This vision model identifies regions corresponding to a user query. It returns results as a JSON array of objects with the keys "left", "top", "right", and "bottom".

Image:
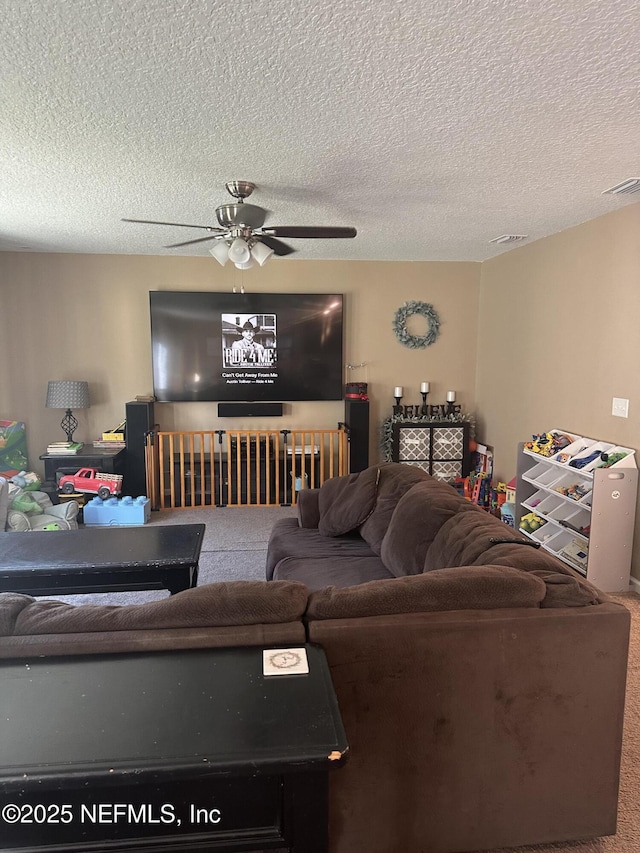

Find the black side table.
[
  {"left": 0, "top": 644, "right": 348, "bottom": 853},
  {"left": 39, "top": 445, "right": 126, "bottom": 484}
]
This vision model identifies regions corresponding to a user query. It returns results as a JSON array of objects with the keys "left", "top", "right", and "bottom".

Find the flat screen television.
[{"left": 149, "top": 291, "right": 344, "bottom": 402}]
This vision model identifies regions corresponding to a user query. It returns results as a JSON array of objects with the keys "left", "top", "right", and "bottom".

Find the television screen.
[{"left": 150, "top": 291, "right": 344, "bottom": 402}]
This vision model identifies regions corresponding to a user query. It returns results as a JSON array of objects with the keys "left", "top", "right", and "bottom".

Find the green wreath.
[{"left": 392, "top": 301, "right": 440, "bottom": 349}]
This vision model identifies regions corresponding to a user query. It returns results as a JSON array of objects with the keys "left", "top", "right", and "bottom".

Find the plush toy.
[
  {"left": 9, "top": 470, "right": 42, "bottom": 491},
  {"left": 8, "top": 484, "right": 44, "bottom": 514}
]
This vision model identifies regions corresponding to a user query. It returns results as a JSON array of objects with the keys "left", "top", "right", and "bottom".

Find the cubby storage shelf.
[{"left": 516, "top": 432, "right": 638, "bottom": 591}]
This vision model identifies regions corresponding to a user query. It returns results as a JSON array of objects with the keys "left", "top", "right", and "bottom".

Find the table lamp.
[{"left": 46, "top": 380, "right": 90, "bottom": 442}]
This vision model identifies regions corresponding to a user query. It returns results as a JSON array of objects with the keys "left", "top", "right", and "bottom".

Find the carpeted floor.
[
  {"left": 41, "top": 505, "right": 297, "bottom": 607},
  {"left": 37, "top": 509, "right": 640, "bottom": 852}
]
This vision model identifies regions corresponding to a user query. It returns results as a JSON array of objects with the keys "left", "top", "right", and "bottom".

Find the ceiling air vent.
[
  {"left": 602, "top": 178, "right": 640, "bottom": 196},
  {"left": 489, "top": 234, "right": 528, "bottom": 245}
]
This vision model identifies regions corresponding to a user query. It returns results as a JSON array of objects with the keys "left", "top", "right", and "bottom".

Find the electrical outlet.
[{"left": 612, "top": 397, "right": 629, "bottom": 418}]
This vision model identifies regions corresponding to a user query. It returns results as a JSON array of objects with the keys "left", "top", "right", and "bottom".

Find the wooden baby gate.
[{"left": 145, "top": 428, "right": 349, "bottom": 510}]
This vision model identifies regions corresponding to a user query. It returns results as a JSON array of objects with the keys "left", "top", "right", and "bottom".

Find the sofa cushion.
[
  {"left": 0, "top": 592, "right": 32, "bottom": 636},
  {"left": 471, "top": 545, "right": 601, "bottom": 607},
  {"left": 423, "top": 511, "right": 601, "bottom": 608},
  {"left": 2, "top": 581, "right": 308, "bottom": 637},
  {"left": 380, "top": 480, "right": 480, "bottom": 577},
  {"left": 305, "top": 565, "right": 546, "bottom": 620},
  {"left": 273, "top": 555, "right": 394, "bottom": 591},
  {"left": 359, "top": 462, "right": 432, "bottom": 554},
  {"left": 318, "top": 466, "right": 381, "bottom": 537},
  {"left": 266, "top": 517, "right": 375, "bottom": 580},
  {"left": 296, "top": 488, "right": 321, "bottom": 528},
  {"left": 424, "top": 510, "right": 524, "bottom": 571}
]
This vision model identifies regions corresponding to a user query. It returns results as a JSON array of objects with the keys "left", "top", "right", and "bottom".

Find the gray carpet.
[{"left": 38, "top": 505, "right": 297, "bottom": 607}]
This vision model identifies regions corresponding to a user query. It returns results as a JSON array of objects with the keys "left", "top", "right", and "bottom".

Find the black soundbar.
[{"left": 218, "top": 402, "right": 284, "bottom": 418}]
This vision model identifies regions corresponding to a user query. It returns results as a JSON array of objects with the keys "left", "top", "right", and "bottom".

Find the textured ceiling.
[{"left": 1, "top": 0, "right": 639, "bottom": 262}]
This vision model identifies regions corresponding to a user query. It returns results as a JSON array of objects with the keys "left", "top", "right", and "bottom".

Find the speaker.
[
  {"left": 218, "top": 402, "right": 284, "bottom": 418},
  {"left": 344, "top": 399, "right": 370, "bottom": 472},
  {"left": 125, "top": 401, "right": 156, "bottom": 497}
]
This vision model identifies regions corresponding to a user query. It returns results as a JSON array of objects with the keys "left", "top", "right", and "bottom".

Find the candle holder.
[
  {"left": 420, "top": 391, "right": 429, "bottom": 414},
  {"left": 402, "top": 404, "right": 421, "bottom": 418}
]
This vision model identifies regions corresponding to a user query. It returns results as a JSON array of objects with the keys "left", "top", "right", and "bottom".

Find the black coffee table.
[
  {"left": 0, "top": 524, "right": 205, "bottom": 596},
  {"left": 0, "top": 644, "right": 348, "bottom": 852}
]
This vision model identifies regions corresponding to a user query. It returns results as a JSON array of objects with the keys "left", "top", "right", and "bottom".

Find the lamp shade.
[
  {"left": 209, "top": 242, "right": 230, "bottom": 266},
  {"left": 46, "top": 380, "right": 90, "bottom": 410},
  {"left": 251, "top": 240, "right": 274, "bottom": 266},
  {"left": 228, "top": 237, "right": 251, "bottom": 264}
]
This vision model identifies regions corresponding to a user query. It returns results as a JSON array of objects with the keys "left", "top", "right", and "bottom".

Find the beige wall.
[
  {"left": 477, "top": 200, "right": 640, "bottom": 579},
  {"left": 4, "top": 202, "right": 638, "bottom": 577},
  {"left": 0, "top": 253, "right": 480, "bottom": 478}
]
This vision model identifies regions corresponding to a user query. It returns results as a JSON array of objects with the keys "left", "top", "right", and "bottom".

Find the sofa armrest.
[
  {"left": 297, "top": 489, "right": 321, "bottom": 528},
  {"left": 6, "top": 509, "right": 31, "bottom": 532},
  {"left": 48, "top": 501, "right": 79, "bottom": 525}
]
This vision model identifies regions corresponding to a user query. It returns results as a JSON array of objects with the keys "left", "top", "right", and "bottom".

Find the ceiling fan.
[{"left": 122, "top": 181, "right": 357, "bottom": 268}]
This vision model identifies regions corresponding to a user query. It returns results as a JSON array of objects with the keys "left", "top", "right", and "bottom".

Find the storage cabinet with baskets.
[
  {"left": 515, "top": 430, "right": 638, "bottom": 591},
  {"left": 392, "top": 421, "right": 471, "bottom": 482}
]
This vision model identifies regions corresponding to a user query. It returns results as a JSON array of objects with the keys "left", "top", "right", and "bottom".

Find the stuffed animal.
[
  {"left": 9, "top": 470, "right": 41, "bottom": 491},
  {"left": 8, "top": 484, "right": 44, "bottom": 514}
]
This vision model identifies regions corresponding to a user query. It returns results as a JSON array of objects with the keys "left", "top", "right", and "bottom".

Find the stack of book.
[
  {"left": 46, "top": 441, "right": 83, "bottom": 455},
  {"left": 93, "top": 419, "right": 126, "bottom": 449},
  {"left": 92, "top": 438, "right": 126, "bottom": 448}
]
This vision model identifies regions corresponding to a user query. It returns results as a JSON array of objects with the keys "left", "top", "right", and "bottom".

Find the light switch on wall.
[{"left": 612, "top": 397, "right": 629, "bottom": 418}]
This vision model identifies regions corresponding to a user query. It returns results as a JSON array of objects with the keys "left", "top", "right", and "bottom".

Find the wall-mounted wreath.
[{"left": 392, "top": 301, "right": 440, "bottom": 349}]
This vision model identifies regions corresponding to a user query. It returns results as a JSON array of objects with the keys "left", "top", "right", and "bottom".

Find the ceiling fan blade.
[
  {"left": 165, "top": 234, "right": 225, "bottom": 249},
  {"left": 122, "top": 217, "right": 222, "bottom": 231},
  {"left": 261, "top": 226, "right": 357, "bottom": 239},
  {"left": 258, "top": 235, "right": 296, "bottom": 256}
]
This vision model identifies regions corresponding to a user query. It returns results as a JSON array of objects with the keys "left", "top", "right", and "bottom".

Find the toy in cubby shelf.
[
  {"left": 496, "top": 477, "right": 518, "bottom": 527},
  {"left": 519, "top": 511, "right": 547, "bottom": 536},
  {"left": 492, "top": 481, "right": 507, "bottom": 515},
  {"left": 454, "top": 442, "right": 494, "bottom": 511},
  {"left": 523, "top": 431, "right": 575, "bottom": 458}
]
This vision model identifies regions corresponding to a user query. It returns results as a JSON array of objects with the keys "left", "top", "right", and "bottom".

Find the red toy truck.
[{"left": 58, "top": 468, "right": 123, "bottom": 500}]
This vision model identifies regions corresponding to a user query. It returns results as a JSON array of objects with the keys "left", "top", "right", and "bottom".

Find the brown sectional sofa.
[
  {"left": 269, "top": 463, "right": 630, "bottom": 853},
  {"left": 0, "top": 580, "right": 308, "bottom": 657},
  {"left": 0, "top": 462, "right": 631, "bottom": 853}
]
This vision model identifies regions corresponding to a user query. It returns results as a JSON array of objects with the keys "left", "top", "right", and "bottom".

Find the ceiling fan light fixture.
[
  {"left": 234, "top": 258, "right": 254, "bottom": 270},
  {"left": 209, "top": 242, "right": 230, "bottom": 266},
  {"left": 124, "top": 181, "right": 356, "bottom": 261},
  {"left": 228, "top": 237, "right": 251, "bottom": 264},
  {"left": 251, "top": 241, "right": 274, "bottom": 266}
]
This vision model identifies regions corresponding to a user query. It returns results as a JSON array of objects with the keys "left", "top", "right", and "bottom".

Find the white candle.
[
  {"left": 420, "top": 382, "right": 430, "bottom": 393},
  {"left": 394, "top": 386, "right": 403, "bottom": 398},
  {"left": 446, "top": 390, "right": 456, "bottom": 402}
]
